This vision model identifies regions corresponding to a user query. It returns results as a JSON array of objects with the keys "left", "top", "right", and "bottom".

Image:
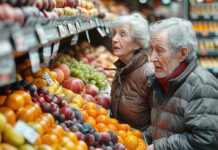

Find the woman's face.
[{"left": 112, "top": 24, "right": 140, "bottom": 63}]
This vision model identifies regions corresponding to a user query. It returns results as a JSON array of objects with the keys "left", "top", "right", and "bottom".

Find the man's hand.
[{"left": 146, "top": 144, "right": 154, "bottom": 150}]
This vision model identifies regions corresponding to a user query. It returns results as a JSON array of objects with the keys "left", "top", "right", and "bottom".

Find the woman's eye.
[{"left": 120, "top": 32, "right": 125, "bottom": 37}]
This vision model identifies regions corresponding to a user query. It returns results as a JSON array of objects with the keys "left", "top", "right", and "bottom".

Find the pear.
[
  {"left": 19, "top": 144, "right": 36, "bottom": 150},
  {"left": 36, "top": 144, "right": 53, "bottom": 150},
  {"left": 0, "top": 143, "right": 18, "bottom": 150},
  {"left": 3, "top": 124, "right": 25, "bottom": 147},
  {"left": 0, "top": 113, "right": 7, "bottom": 133}
]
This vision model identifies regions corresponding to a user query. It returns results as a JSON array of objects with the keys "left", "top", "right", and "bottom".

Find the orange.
[
  {"left": 34, "top": 137, "right": 42, "bottom": 146},
  {"left": 82, "top": 102, "right": 97, "bottom": 110},
  {"left": 0, "top": 107, "right": 16, "bottom": 126},
  {"left": 77, "top": 140, "right": 88, "bottom": 150},
  {"left": 96, "top": 115, "right": 107, "bottom": 124},
  {"left": 41, "top": 113, "right": 55, "bottom": 127},
  {"left": 97, "top": 108, "right": 108, "bottom": 116},
  {"left": 101, "top": 127, "right": 110, "bottom": 132},
  {"left": 0, "top": 95, "right": 7, "bottom": 105},
  {"left": 81, "top": 111, "right": 89, "bottom": 121},
  {"left": 86, "top": 117, "right": 96, "bottom": 128},
  {"left": 136, "top": 139, "right": 147, "bottom": 150},
  {"left": 132, "top": 129, "right": 143, "bottom": 138},
  {"left": 5, "top": 92, "right": 25, "bottom": 111},
  {"left": 125, "top": 124, "right": 131, "bottom": 131},
  {"left": 117, "top": 124, "right": 127, "bottom": 132},
  {"left": 49, "top": 71, "right": 58, "bottom": 80},
  {"left": 110, "top": 118, "right": 119, "bottom": 127},
  {"left": 86, "top": 109, "right": 97, "bottom": 118},
  {"left": 107, "top": 124, "right": 117, "bottom": 132},
  {"left": 124, "top": 135, "right": 138, "bottom": 150},
  {"left": 64, "top": 132, "right": 78, "bottom": 144},
  {"left": 65, "top": 142, "right": 77, "bottom": 149},
  {"left": 37, "top": 119, "right": 49, "bottom": 133},
  {"left": 116, "top": 130, "right": 127, "bottom": 140},
  {"left": 14, "top": 90, "right": 32, "bottom": 106},
  {"left": 24, "top": 75, "right": 34, "bottom": 83},
  {"left": 48, "top": 128, "right": 63, "bottom": 141},
  {"left": 42, "top": 133, "right": 59, "bottom": 145},
  {"left": 52, "top": 125, "right": 64, "bottom": 136},
  {"left": 95, "top": 123, "right": 106, "bottom": 132}
]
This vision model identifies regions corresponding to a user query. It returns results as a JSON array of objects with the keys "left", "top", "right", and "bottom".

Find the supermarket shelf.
[
  {"left": 0, "top": 15, "right": 111, "bottom": 58},
  {"left": 190, "top": 14, "right": 218, "bottom": 21},
  {"left": 196, "top": 32, "right": 218, "bottom": 38},
  {"left": 207, "top": 67, "right": 218, "bottom": 75},
  {"left": 196, "top": 50, "right": 218, "bottom": 56}
]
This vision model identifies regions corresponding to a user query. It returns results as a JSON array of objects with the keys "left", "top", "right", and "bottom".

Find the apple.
[
  {"left": 85, "top": 84, "right": 98, "bottom": 97},
  {"left": 74, "top": 0, "right": 79, "bottom": 8},
  {"left": 34, "top": 0, "right": 43, "bottom": 10},
  {"left": 62, "top": 0, "right": 67, "bottom": 7},
  {"left": 50, "top": 102, "right": 59, "bottom": 111},
  {"left": 67, "top": 0, "right": 74, "bottom": 7},
  {"left": 60, "top": 107, "right": 73, "bottom": 120},
  {"left": 85, "top": 134, "right": 95, "bottom": 146},
  {"left": 41, "top": 102, "right": 52, "bottom": 113},
  {"left": 36, "top": 96, "right": 45, "bottom": 104},
  {"left": 62, "top": 77, "right": 85, "bottom": 94},
  {"left": 37, "top": 87, "right": 49, "bottom": 95},
  {"left": 100, "top": 132, "right": 111, "bottom": 143},
  {"left": 95, "top": 94, "right": 111, "bottom": 109},
  {"left": 44, "top": 94, "right": 53, "bottom": 103},
  {"left": 113, "top": 143, "right": 126, "bottom": 150},
  {"left": 75, "top": 131, "right": 85, "bottom": 141},
  {"left": 47, "top": 0, "right": 56, "bottom": 11},
  {"left": 82, "top": 94, "right": 95, "bottom": 103},
  {"left": 42, "top": 0, "right": 49, "bottom": 10}
]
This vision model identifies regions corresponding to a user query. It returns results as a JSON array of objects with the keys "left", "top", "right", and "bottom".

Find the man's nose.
[
  {"left": 150, "top": 50, "right": 158, "bottom": 62},
  {"left": 112, "top": 34, "right": 119, "bottom": 42}
]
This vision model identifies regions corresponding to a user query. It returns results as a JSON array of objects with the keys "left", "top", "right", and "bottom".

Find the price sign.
[
  {"left": 86, "top": 30, "right": 90, "bottom": 43},
  {"left": 97, "top": 27, "right": 106, "bottom": 37},
  {"left": 68, "top": 23, "right": 74, "bottom": 34},
  {"left": 76, "top": 22, "right": 81, "bottom": 32},
  {"left": 58, "top": 25, "right": 65, "bottom": 37},
  {"left": 12, "top": 31, "right": 27, "bottom": 52},
  {"left": 43, "top": 72, "right": 54, "bottom": 86},
  {"left": 36, "top": 27, "right": 48, "bottom": 44},
  {"left": 95, "top": 18, "right": 100, "bottom": 26},
  {"left": 52, "top": 41, "right": 60, "bottom": 59},
  {"left": 71, "top": 34, "right": 78, "bottom": 46},
  {"left": 29, "top": 49, "right": 41, "bottom": 73},
  {"left": 14, "top": 120, "right": 39, "bottom": 144},
  {"left": 203, "top": 14, "right": 210, "bottom": 19},
  {"left": 0, "top": 40, "right": 12, "bottom": 56},
  {"left": 0, "top": 55, "right": 16, "bottom": 87},
  {"left": 43, "top": 45, "right": 51, "bottom": 66}
]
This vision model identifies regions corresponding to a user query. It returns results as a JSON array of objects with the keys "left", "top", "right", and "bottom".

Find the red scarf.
[{"left": 157, "top": 62, "right": 188, "bottom": 92}]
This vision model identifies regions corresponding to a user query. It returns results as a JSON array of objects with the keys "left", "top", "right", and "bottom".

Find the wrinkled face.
[
  {"left": 150, "top": 30, "right": 180, "bottom": 78},
  {"left": 112, "top": 24, "right": 140, "bottom": 62}
]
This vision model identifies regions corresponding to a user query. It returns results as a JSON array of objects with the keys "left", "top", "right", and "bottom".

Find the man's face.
[
  {"left": 150, "top": 30, "right": 180, "bottom": 78},
  {"left": 112, "top": 24, "right": 139, "bottom": 62}
]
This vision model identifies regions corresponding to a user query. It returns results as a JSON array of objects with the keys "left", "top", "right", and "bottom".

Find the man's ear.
[{"left": 177, "top": 47, "right": 189, "bottom": 62}]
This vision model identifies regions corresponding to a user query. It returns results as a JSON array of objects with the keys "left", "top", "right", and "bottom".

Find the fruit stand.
[{"left": 0, "top": 0, "right": 147, "bottom": 150}]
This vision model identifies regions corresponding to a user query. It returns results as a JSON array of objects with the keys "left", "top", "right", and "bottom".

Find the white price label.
[
  {"left": 76, "top": 22, "right": 81, "bottom": 32},
  {"left": 36, "top": 28, "right": 48, "bottom": 44},
  {"left": 0, "top": 40, "right": 12, "bottom": 56},
  {"left": 29, "top": 49, "right": 41, "bottom": 73},
  {"left": 43, "top": 45, "right": 51, "bottom": 66},
  {"left": 90, "top": 20, "right": 95, "bottom": 28},
  {"left": 43, "top": 72, "right": 54, "bottom": 86},
  {"left": 68, "top": 23, "right": 74, "bottom": 34},
  {"left": 97, "top": 27, "right": 106, "bottom": 37},
  {"left": 58, "top": 25, "right": 65, "bottom": 37},
  {"left": 95, "top": 18, "right": 100, "bottom": 26},
  {"left": 13, "top": 31, "right": 26, "bottom": 52},
  {"left": 71, "top": 34, "right": 78, "bottom": 46},
  {"left": 14, "top": 120, "right": 39, "bottom": 144},
  {"left": 86, "top": 30, "right": 90, "bottom": 43},
  {"left": 52, "top": 41, "right": 60, "bottom": 59},
  {"left": 203, "top": 14, "right": 210, "bottom": 19},
  {"left": 106, "top": 27, "right": 110, "bottom": 34}
]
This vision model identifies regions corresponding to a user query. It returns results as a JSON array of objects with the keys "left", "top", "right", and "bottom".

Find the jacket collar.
[
  {"left": 149, "top": 57, "right": 199, "bottom": 103},
  {"left": 114, "top": 49, "right": 149, "bottom": 75}
]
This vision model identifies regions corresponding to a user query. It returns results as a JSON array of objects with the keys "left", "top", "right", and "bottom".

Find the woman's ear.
[{"left": 177, "top": 47, "right": 189, "bottom": 62}]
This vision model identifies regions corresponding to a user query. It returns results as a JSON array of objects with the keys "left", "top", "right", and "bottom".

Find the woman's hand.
[{"left": 146, "top": 144, "right": 154, "bottom": 150}]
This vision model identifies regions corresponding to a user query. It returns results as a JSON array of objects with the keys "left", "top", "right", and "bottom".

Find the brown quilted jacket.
[{"left": 110, "top": 49, "right": 154, "bottom": 131}]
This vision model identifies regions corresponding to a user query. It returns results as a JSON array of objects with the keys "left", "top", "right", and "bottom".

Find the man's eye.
[{"left": 120, "top": 33, "right": 125, "bottom": 37}]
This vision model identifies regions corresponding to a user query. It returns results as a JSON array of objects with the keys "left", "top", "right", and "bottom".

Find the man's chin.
[{"left": 155, "top": 72, "right": 168, "bottom": 79}]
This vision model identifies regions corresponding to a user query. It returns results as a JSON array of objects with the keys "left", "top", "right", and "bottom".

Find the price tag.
[
  {"left": 43, "top": 45, "right": 51, "bottom": 66},
  {"left": 0, "top": 55, "right": 16, "bottom": 87},
  {"left": 76, "top": 22, "right": 81, "bottom": 32},
  {"left": 43, "top": 72, "right": 54, "bottom": 86},
  {"left": 97, "top": 27, "right": 106, "bottom": 37},
  {"left": 191, "top": 14, "right": 198, "bottom": 19},
  {"left": 106, "top": 27, "right": 110, "bottom": 34},
  {"left": 203, "top": 14, "right": 210, "bottom": 19},
  {"left": 95, "top": 18, "right": 100, "bottom": 26},
  {"left": 68, "top": 23, "right": 74, "bottom": 34},
  {"left": 52, "top": 41, "right": 60, "bottom": 59},
  {"left": 36, "top": 27, "right": 48, "bottom": 44},
  {"left": 86, "top": 30, "right": 90, "bottom": 43},
  {"left": 90, "top": 20, "right": 95, "bottom": 28},
  {"left": 29, "top": 49, "right": 41, "bottom": 73},
  {"left": 0, "top": 40, "right": 12, "bottom": 56},
  {"left": 201, "top": 31, "right": 208, "bottom": 37},
  {"left": 71, "top": 34, "right": 78, "bottom": 46},
  {"left": 58, "top": 25, "right": 65, "bottom": 37},
  {"left": 12, "top": 31, "right": 27, "bottom": 52},
  {"left": 14, "top": 120, "right": 39, "bottom": 144}
]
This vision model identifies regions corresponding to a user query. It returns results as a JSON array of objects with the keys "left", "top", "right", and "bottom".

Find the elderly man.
[{"left": 145, "top": 17, "right": 218, "bottom": 150}]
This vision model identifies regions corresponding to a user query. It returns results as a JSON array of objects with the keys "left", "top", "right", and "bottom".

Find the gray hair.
[
  {"left": 150, "top": 17, "right": 197, "bottom": 62},
  {"left": 110, "top": 13, "right": 150, "bottom": 50}
]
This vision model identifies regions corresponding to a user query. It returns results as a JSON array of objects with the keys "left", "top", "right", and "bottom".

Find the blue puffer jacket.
[{"left": 144, "top": 58, "right": 218, "bottom": 150}]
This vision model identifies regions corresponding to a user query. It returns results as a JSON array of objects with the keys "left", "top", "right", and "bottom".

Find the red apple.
[
  {"left": 60, "top": 107, "right": 73, "bottom": 120},
  {"left": 57, "top": 64, "right": 70, "bottom": 80},
  {"left": 67, "top": 0, "right": 74, "bottom": 7},
  {"left": 82, "top": 94, "right": 95, "bottom": 103},
  {"left": 95, "top": 94, "right": 111, "bottom": 109},
  {"left": 62, "top": 0, "right": 67, "bottom": 7},
  {"left": 85, "top": 84, "right": 98, "bottom": 97},
  {"left": 47, "top": 0, "right": 56, "bottom": 11},
  {"left": 51, "top": 102, "right": 59, "bottom": 111},
  {"left": 62, "top": 77, "right": 85, "bottom": 94},
  {"left": 42, "top": 0, "right": 49, "bottom": 10}
]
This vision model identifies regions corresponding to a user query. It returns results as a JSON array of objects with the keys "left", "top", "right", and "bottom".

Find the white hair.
[
  {"left": 110, "top": 13, "right": 150, "bottom": 50},
  {"left": 150, "top": 17, "right": 198, "bottom": 62}
]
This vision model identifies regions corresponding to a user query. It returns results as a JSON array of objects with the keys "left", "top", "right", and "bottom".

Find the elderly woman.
[
  {"left": 110, "top": 13, "right": 154, "bottom": 131},
  {"left": 145, "top": 17, "right": 218, "bottom": 150}
]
